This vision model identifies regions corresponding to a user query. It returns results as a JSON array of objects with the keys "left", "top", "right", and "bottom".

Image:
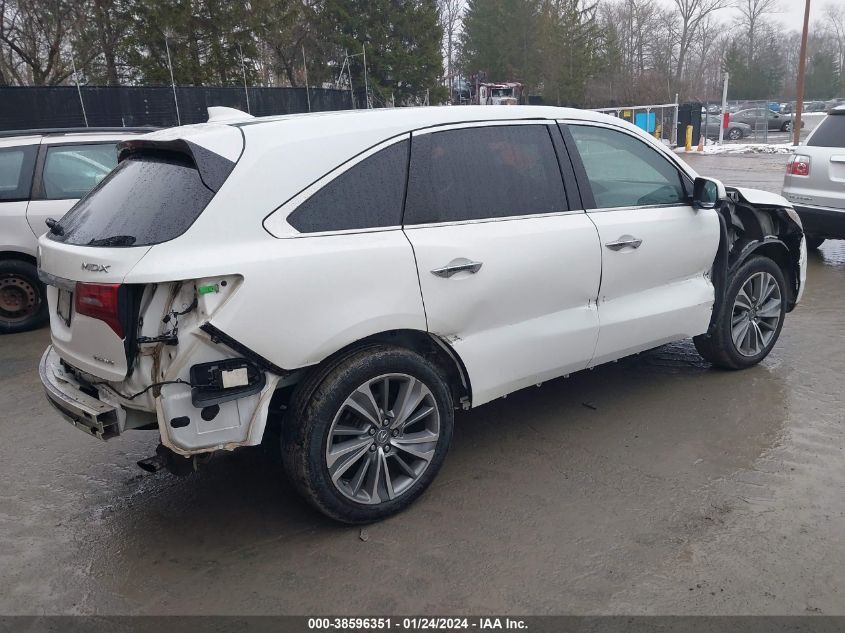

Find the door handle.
[
  {"left": 605, "top": 235, "right": 643, "bottom": 251},
  {"left": 431, "top": 259, "right": 483, "bottom": 278}
]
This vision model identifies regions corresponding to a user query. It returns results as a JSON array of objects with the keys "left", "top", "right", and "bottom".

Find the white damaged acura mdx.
[{"left": 37, "top": 106, "right": 807, "bottom": 522}]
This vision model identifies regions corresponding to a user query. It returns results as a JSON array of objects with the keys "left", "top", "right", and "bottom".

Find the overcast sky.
[
  {"left": 655, "top": 0, "right": 826, "bottom": 35},
  {"left": 763, "top": 0, "right": 821, "bottom": 29}
]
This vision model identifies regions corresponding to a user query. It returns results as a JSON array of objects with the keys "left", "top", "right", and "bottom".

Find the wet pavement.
[
  {"left": 1, "top": 154, "right": 844, "bottom": 615},
  {"left": 679, "top": 152, "right": 791, "bottom": 194}
]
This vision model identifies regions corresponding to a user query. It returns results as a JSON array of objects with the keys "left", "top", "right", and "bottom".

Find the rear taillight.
[
  {"left": 75, "top": 283, "right": 124, "bottom": 338},
  {"left": 787, "top": 154, "right": 810, "bottom": 176}
]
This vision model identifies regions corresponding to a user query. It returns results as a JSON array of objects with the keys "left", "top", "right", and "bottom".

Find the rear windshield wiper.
[
  {"left": 45, "top": 218, "right": 64, "bottom": 236},
  {"left": 86, "top": 235, "right": 137, "bottom": 247}
]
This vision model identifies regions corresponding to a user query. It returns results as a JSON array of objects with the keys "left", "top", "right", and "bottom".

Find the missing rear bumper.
[{"left": 39, "top": 346, "right": 120, "bottom": 440}]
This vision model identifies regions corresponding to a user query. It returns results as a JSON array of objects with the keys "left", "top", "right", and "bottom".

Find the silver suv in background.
[
  {"left": 782, "top": 105, "right": 845, "bottom": 249},
  {"left": 0, "top": 128, "right": 152, "bottom": 333}
]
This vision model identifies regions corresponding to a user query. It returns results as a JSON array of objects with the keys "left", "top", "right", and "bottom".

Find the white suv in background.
[
  {"left": 782, "top": 104, "right": 845, "bottom": 249},
  {"left": 0, "top": 128, "right": 152, "bottom": 333},
  {"left": 37, "top": 107, "right": 806, "bottom": 523}
]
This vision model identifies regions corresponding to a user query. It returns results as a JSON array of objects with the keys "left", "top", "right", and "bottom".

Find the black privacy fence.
[{"left": 0, "top": 85, "right": 356, "bottom": 131}]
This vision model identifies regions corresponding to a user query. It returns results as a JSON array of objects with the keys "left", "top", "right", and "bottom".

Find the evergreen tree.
[
  {"left": 122, "top": 0, "right": 255, "bottom": 86},
  {"left": 459, "top": 0, "right": 540, "bottom": 85},
  {"left": 316, "top": 0, "right": 445, "bottom": 104},
  {"left": 805, "top": 51, "right": 840, "bottom": 100}
]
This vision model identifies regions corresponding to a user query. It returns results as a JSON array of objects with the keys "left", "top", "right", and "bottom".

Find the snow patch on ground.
[{"left": 675, "top": 143, "right": 795, "bottom": 155}]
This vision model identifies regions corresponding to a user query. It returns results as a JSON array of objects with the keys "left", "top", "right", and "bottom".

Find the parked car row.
[
  {"left": 29, "top": 106, "right": 807, "bottom": 522},
  {"left": 780, "top": 99, "right": 845, "bottom": 114}
]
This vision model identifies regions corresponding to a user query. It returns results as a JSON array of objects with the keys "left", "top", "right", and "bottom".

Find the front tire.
[
  {"left": 781, "top": 121, "right": 792, "bottom": 132},
  {"left": 694, "top": 256, "right": 786, "bottom": 369},
  {"left": 728, "top": 127, "right": 743, "bottom": 140},
  {"left": 0, "top": 259, "right": 48, "bottom": 334},
  {"left": 282, "top": 345, "right": 454, "bottom": 523}
]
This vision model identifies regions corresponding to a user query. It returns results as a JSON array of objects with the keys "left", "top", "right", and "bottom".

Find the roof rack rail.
[{"left": 0, "top": 126, "right": 158, "bottom": 138}]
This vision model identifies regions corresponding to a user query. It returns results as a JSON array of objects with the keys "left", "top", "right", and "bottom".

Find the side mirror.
[{"left": 692, "top": 177, "right": 726, "bottom": 210}]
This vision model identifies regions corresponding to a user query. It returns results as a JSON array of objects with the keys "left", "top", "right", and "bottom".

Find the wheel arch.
[
  {"left": 271, "top": 329, "right": 472, "bottom": 414},
  {"left": 733, "top": 239, "right": 798, "bottom": 306},
  {"left": 0, "top": 250, "right": 37, "bottom": 266}
]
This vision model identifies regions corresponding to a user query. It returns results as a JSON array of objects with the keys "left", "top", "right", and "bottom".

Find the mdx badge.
[{"left": 81, "top": 263, "right": 110, "bottom": 273}]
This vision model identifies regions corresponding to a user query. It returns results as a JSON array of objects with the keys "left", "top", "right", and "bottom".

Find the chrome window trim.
[
  {"left": 411, "top": 119, "right": 557, "bottom": 137},
  {"left": 402, "top": 209, "right": 585, "bottom": 231},
  {"left": 585, "top": 203, "right": 692, "bottom": 214}
]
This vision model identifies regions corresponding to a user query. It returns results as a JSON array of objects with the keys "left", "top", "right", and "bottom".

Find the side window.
[
  {"left": 568, "top": 125, "right": 686, "bottom": 209},
  {"left": 0, "top": 145, "right": 37, "bottom": 201},
  {"left": 404, "top": 125, "right": 566, "bottom": 225},
  {"left": 287, "top": 140, "right": 408, "bottom": 233},
  {"left": 42, "top": 143, "right": 119, "bottom": 200}
]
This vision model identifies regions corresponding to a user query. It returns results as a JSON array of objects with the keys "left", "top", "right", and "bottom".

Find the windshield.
[{"left": 49, "top": 153, "right": 215, "bottom": 248}]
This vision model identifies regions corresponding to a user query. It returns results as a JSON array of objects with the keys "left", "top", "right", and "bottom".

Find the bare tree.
[
  {"left": 736, "top": 0, "right": 779, "bottom": 61},
  {"left": 0, "top": 0, "right": 76, "bottom": 85},
  {"left": 672, "top": 0, "right": 730, "bottom": 88},
  {"left": 438, "top": 0, "right": 462, "bottom": 96},
  {"left": 823, "top": 1, "right": 845, "bottom": 80}
]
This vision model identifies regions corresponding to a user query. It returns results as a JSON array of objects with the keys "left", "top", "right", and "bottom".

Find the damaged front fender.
[{"left": 706, "top": 186, "right": 806, "bottom": 335}]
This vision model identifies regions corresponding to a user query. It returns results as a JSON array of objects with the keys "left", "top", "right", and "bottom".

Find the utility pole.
[
  {"left": 346, "top": 50, "right": 355, "bottom": 109},
  {"left": 164, "top": 34, "right": 181, "bottom": 126},
  {"left": 303, "top": 45, "right": 311, "bottom": 112},
  {"left": 362, "top": 44, "right": 369, "bottom": 109},
  {"left": 718, "top": 72, "right": 729, "bottom": 145},
  {"left": 239, "top": 44, "right": 250, "bottom": 114},
  {"left": 70, "top": 53, "right": 88, "bottom": 127},
  {"left": 794, "top": 0, "right": 811, "bottom": 146}
]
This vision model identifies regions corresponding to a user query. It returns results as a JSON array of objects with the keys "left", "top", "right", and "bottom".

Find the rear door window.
[
  {"left": 287, "top": 139, "right": 408, "bottom": 233},
  {"left": 404, "top": 124, "right": 567, "bottom": 225},
  {"left": 0, "top": 145, "right": 37, "bottom": 201},
  {"left": 42, "top": 143, "right": 118, "bottom": 199},
  {"left": 49, "top": 153, "right": 214, "bottom": 247},
  {"left": 808, "top": 115, "right": 845, "bottom": 148}
]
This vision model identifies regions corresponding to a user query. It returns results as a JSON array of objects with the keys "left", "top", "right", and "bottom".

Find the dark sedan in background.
[
  {"left": 701, "top": 115, "right": 751, "bottom": 140},
  {"left": 731, "top": 108, "right": 804, "bottom": 132}
]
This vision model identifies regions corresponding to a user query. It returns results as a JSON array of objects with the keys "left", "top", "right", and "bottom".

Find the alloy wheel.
[
  {"left": 325, "top": 373, "right": 440, "bottom": 505},
  {"left": 731, "top": 271, "right": 782, "bottom": 357}
]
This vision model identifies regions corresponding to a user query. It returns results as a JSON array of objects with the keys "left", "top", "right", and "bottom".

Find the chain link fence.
[
  {"left": 590, "top": 98, "right": 832, "bottom": 148},
  {"left": 590, "top": 102, "right": 680, "bottom": 146}
]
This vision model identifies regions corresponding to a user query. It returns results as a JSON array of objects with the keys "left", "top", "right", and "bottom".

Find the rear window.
[
  {"left": 49, "top": 154, "right": 214, "bottom": 247},
  {"left": 0, "top": 145, "right": 37, "bottom": 201},
  {"left": 807, "top": 114, "right": 845, "bottom": 148}
]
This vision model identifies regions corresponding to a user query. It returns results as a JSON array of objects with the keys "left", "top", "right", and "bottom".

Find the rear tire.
[
  {"left": 282, "top": 345, "right": 454, "bottom": 523},
  {"left": 694, "top": 256, "right": 786, "bottom": 369},
  {"left": 728, "top": 127, "right": 743, "bottom": 140},
  {"left": 0, "top": 259, "right": 48, "bottom": 334},
  {"left": 781, "top": 121, "right": 792, "bottom": 132},
  {"left": 806, "top": 236, "right": 825, "bottom": 250}
]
